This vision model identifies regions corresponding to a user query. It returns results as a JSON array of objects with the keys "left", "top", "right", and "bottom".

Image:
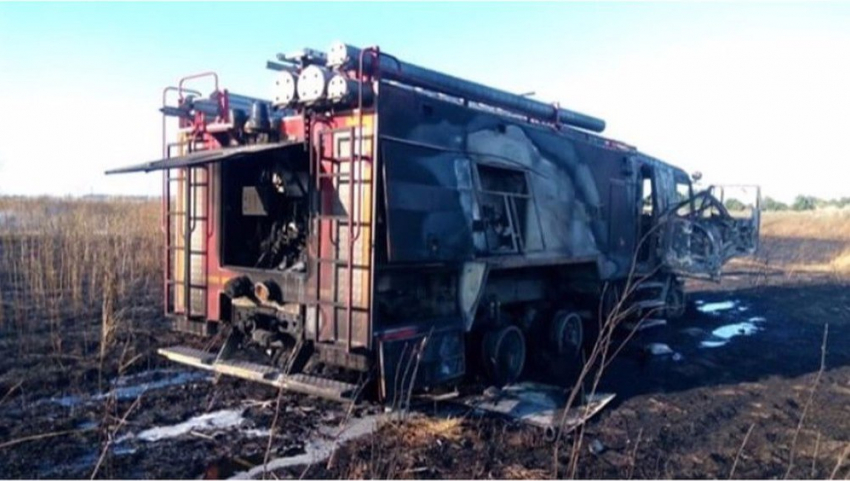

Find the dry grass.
[
  {"left": 0, "top": 195, "right": 161, "bottom": 358},
  {"left": 502, "top": 464, "right": 549, "bottom": 479},
  {"left": 0, "top": 196, "right": 164, "bottom": 478},
  {"left": 760, "top": 210, "right": 850, "bottom": 242},
  {"left": 731, "top": 210, "right": 850, "bottom": 279},
  {"left": 393, "top": 416, "right": 464, "bottom": 446},
  {"left": 828, "top": 250, "right": 850, "bottom": 272}
]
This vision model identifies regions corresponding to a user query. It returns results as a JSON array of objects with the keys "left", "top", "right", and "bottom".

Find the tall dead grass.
[
  {"left": 760, "top": 210, "right": 850, "bottom": 242},
  {"left": 733, "top": 210, "right": 850, "bottom": 280},
  {"left": 0, "top": 196, "right": 161, "bottom": 359}
]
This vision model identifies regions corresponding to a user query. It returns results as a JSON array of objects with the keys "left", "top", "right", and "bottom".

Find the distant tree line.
[{"left": 725, "top": 195, "right": 850, "bottom": 212}]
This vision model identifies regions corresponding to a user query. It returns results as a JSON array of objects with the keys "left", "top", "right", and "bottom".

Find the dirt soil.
[
  {"left": 1, "top": 222, "right": 850, "bottom": 479},
  {"left": 0, "top": 312, "right": 362, "bottom": 479}
]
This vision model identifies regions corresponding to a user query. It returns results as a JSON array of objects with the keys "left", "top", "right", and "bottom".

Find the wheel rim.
[
  {"left": 552, "top": 311, "right": 583, "bottom": 357},
  {"left": 484, "top": 325, "right": 526, "bottom": 385}
]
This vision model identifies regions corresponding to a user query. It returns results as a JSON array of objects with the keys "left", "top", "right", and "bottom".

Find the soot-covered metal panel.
[
  {"left": 381, "top": 140, "right": 475, "bottom": 262},
  {"left": 377, "top": 82, "right": 610, "bottom": 269}
]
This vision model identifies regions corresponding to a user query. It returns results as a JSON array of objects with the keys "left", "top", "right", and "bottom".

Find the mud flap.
[
  {"left": 377, "top": 327, "right": 466, "bottom": 404},
  {"left": 460, "top": 382, "right": 615, "bottom": 440}
]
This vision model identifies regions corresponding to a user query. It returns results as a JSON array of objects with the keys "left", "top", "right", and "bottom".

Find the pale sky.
[{"left": 0, "top": 2, "right": 848, "bottom": 202}]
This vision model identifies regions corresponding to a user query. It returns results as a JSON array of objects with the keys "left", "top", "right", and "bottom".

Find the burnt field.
[{"left": 0, "top": 198, "right": 849, "bottom": 479}]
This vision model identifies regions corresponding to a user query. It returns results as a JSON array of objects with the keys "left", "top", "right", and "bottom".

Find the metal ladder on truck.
[
  {"left": 162, "top": 138, "right": 210, "bottom": 335},
  {"left": 159, "top": 80, "right": 214, "bottom": 335},
  {"left": 310, "top": 125, "right": 374, "bottom": 364}
]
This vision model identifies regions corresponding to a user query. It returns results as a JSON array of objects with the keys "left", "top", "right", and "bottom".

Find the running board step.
[
  {"left": 633, "top": 300, "right": 666, "bottom": 309},
  {"left": 158, "top": 346, "right": 359, "bottom": 402},
  {"left": 622, "top": 318, "right": 668, "bottom": 332}
]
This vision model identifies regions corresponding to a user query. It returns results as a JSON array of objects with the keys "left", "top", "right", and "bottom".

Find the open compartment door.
[{"left": 105, "top": 142, "right": 299, "bottom": 175}]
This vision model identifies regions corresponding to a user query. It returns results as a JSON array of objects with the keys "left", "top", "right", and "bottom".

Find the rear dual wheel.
[
  {"left": 550, "top": 310, "right": 584, "bottom": 359},
  {"left": 480, "top": 310, "right": 584, "bottom": 386},
  {"left": 482, "top": 325, "right": 526, "bottom": 386},
  {"left": 542, "top": 310, "right": 586, "bottom": 387}
]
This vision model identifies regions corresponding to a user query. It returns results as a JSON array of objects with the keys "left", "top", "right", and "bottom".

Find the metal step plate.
[
  {"left": 460, "top": 382, "right": 615, "bottom": 440},
  {"left": 622, "top": 318, "right": 668, "bottom": 332},
  {"left": 159, "top": 345, "right": 216, "bottom": 367},
  {"left": 158, "top": 345, "right": 359, "bottom": 402},
  {"left": 634, "top": 300, "right": 666, "bottom": 309}
]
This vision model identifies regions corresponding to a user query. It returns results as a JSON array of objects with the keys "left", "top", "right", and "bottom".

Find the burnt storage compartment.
[{"left": 221, "top": 147, "right": 310, "bottom": 271}]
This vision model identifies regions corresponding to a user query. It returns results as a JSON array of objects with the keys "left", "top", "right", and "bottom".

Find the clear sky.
[{"left": 1, "top": 2, "right": 848, "bottom": 202}]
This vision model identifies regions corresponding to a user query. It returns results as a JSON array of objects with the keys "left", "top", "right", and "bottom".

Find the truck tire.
[
  {"left": 550, "top": 310, "right": 583, "bottom": 358},
  {"left": 482, "top": 325, "right": 526, "bottom": 386}
]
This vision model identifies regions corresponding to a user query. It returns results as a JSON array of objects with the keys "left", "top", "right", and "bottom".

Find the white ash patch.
[
  {"left": 697, "top": 300, "right": 738, "bottom": 314},
  {"left": 645, "top": 343, "right": 674, "bottom": 356},
  {"left": 230, "top": 415, "right": 382, "bottom": 479},
  {"left": 700, "top": 318, "right": 765, "bottom": 349},
  {"left": 136, "top": 408, "right": 246, "bottom": 442}
]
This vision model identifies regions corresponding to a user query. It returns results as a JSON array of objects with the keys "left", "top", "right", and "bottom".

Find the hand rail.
[{"left": 177, "top": 71, "right": 219, "bottom": 102}]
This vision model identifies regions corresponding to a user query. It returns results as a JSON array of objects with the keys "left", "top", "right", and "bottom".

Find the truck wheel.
[
  {"left": 482, "top": 325, "right": 526, "bottom": 386},
  {"left": 550, "top": 311, "right": 583, "bottom": 358}
]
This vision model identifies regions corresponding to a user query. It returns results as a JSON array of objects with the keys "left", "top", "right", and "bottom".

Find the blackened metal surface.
[
  {"left": 375, "top": 82, "right": 698, "bottom": 279},
  {"left": 382, "top": 141, "right": 476, "bottom": 262},
  {"left": 376, "top": 82, "right": 694, "bottom": 279}
]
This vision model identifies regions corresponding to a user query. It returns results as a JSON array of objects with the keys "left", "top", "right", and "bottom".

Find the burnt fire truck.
[{"left": 108, "top": 43, "right": 760, "bottom": 402}]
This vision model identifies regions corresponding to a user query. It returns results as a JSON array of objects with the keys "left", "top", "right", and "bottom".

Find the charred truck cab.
[{"left": 108, "top": 44, "right": 760, "bottom": 402}]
